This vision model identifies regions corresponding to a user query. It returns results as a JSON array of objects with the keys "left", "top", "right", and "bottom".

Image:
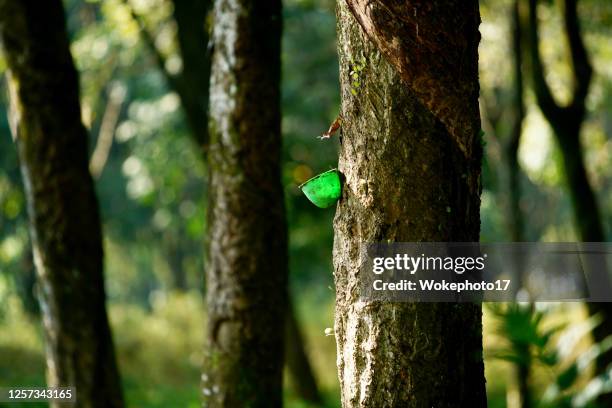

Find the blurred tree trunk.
[
  {"left": 163, "top": 231, "right": 188, "bottom": 291},
  {"left": 527, "top": 0, "right": 612, "bottom": 387},
  {"left": 509, "top": 3, "right": 530, "bottom": 407},
  {"left": 333, "top": 1, "right": 486, "bottom": 407},
  {"left": 0, "top": 1, "right": 124, "bottom": 407},
  {"left": 483, "top": 3, "right": 531, "bottom": 404},
  {"left": 202, "top": 0, "right": 287, "bottom": 406},
  {"left": 170, "top": 0, "right": 212, "bottom": 150},
  {"left": 285, "top": 297, "right": 323, "bottom": 405},
  {"left": 504, "top": 0, "right": 532, "bottom": 408},
  {"left": 507, "top": 0, "right": 526, "bottom": 248}
]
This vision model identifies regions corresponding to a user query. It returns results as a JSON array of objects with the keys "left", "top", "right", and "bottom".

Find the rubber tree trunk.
[
  {"left": 0, "top": 1, "right": 124, "bottom": 407},
  {"left": 333, "top": 1, "right": 487, "bottom": 407},
  {"left": 127, "top": 0, "right": 322, "bottom": 399},
  {"left": 202, "top": 0, "right": 287, "bottom": 406}
]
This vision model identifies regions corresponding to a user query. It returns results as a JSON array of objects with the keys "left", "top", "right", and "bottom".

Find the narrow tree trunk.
[
  {"left": 203, "top": 0, "right": 286, "bottom": 406},
  {"left": 555, "top": 122, "right": 605, "bottom": 243},
  {"left": 508, "top": 3, "right": 530, "bottom": 407},
  {"left": 128, "top": 0, "right": 322, "bottom": 396},
  {"left": 163, "top": 231, "right": 188, "bottom": 291},
  {"left": 171, "top": 0, "right": 212, "bottom": 150},
  {"left": 122, "top": 0, "right": 213, "bottom": 148},
  {"left": 333, "top": 2, "right": 486, "bottom": 407},
  {"left": 0, "top": 1, "right": 124, "bottom": 407},
  {"left": 508, "top": 0, "right": 526, "bottom": 247},
  {"left": 285, "top": 297, "right": 323, "bottom": 405}
]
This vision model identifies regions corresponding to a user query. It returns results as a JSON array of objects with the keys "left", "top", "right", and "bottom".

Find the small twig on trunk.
[{"left": 318, "top": 115, "right": 342, "bottom": 139}]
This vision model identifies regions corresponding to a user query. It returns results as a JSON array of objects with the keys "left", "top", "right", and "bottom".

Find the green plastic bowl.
[{"left": 299, "top": 169, "right": 342, "bottom": 209}]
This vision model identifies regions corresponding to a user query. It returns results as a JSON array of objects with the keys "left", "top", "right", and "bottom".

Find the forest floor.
[
  {"left": 0, "top": 290, "right": 339, "bottom": 408},
  {"left": 0, "top": 290, "right": 588, "bottom": 407}
]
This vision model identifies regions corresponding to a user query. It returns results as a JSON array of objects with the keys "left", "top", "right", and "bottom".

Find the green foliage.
[{"left": 488, "top": 304, "right": 612, "bottom": 407}]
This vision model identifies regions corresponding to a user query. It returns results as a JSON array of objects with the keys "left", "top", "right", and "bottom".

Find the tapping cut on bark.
[{"left": 344, "top": 0, "right": 481, "bottom": 158}]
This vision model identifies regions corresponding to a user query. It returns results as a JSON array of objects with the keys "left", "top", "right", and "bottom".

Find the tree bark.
[
  {"left": 333, "top": 1, "right": 486, "bottom": 407},
  {"left": 202, "top": 0, "right": 286, "bottom": 406},
  {"left": 0, "top": 1, "right": 124, "bottom": 407},
  {"left": 527, "top": 0, "right": 612, "bottom": 387}
]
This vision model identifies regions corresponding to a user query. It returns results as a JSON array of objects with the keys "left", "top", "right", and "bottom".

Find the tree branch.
[
  {"left": 508, "top": 0, "right": 525, "bottom": 157},
  {"left": 121, "top": 0, "right": 180, "bottom": 93},
  {"left": 507, "top": 0, "right": 526, "bottom": 245},
  {"left": 344, "top": 0, "right": 482, "bottom": 158},
  {"left": 171, "top": 0, "right": 212, "bottom": 149},
  {"left": 563, "top": 0, "right": 593, "bottom": 110},
  {"left": 90, "top": 82, "right": 126, "bottom": 178},
  {"left": 527, "top": 0, "right": 562, "bottom": 121},
  {"left": 122, "top": 0, "right": 211, "bottom": 150}
]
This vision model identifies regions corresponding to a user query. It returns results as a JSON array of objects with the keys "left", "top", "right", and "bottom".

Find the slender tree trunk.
[
  {"left": 164, "top": 231, "right": 188, "bottom": 291},
  {"left": 0, "top": 1, "right": 124, "bottom": 407},
  {"left": 333, "top": 1, "right": 486, "bottom": 407},
  {"left": 554, "top": 121, "right": 605, "bottom": 243},
  {"left": 171, "top": 0, "right": 212, "bottom": 150},
  {"left": 285, "top": 297, "right": 323, "bottom": 405},
  {"left": 122, "top": 0, "right": 213, "bottom": 148},
  {"left": 508, "top": 3, "right": 530, "bottom": 407},
  {"left": 508, "top": 0, "right": 526, "bottom": 247},
  {"left": 202, "top": 0, "right": 286, "bottom": 406}
]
